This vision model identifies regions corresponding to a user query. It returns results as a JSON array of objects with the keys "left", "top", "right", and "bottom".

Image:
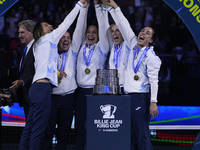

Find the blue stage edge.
[{"left": 2, "top": 103, "right": 200, "bottom": 128}]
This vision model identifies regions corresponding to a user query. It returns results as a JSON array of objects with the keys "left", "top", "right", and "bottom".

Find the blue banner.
[
  {"left": 151, "top": 106, "right": 200, "bottom": 125},
  {"left": 163, "top": 0, "right": 200, "bottom": 50},
  {"left": 2, "top": 103, "right": 200, "bottom": 127},
  {"left": 0, "top": 0, "right": 19, "bottom": 18}
]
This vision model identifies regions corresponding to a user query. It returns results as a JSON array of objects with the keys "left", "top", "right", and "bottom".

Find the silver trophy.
[{"left": 93, "top": 69, "right": 121, "bottom": 95}]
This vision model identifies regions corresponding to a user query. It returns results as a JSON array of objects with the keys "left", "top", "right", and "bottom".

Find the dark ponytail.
[{"left": 33, "top": 22, "right": 43, "bottom": 46}]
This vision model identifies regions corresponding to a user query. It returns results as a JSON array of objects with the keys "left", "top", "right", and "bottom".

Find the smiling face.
[
  {"left": 111, "top": 24, "right": 124, "bottom": 45},
  {"left": 41, "top": 22, "right": 54, "bottom": 35},
  {"left": 86, "top": 25, "right": 99, "bottom": 46},
  {"left": 58, "top": 31, "right": 71, "bottom": 51},
  {"left": 137, "top": 27, "right": 154, "bottom": 49},
  {"left": 18, "top": 25, "right": 33, "bottom": 45}
]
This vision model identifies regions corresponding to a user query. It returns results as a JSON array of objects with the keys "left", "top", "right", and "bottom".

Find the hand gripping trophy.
[{"left": 100, "top": 0, "right": 110, "bottom": 8}]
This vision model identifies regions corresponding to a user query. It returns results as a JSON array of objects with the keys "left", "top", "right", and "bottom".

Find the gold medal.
[
  {"left": 85, "top": 68, "right": 90, "bottom": 74},
  {"left": 134, "top": 75, "right": 139, "bottom": 81}
]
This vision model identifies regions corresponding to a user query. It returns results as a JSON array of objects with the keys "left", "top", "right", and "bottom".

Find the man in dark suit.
[{"left": 10, "top": 20, "right": 35, "bottom": 120}]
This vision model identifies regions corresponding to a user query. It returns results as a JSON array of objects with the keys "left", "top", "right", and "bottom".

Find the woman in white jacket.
[
  {"left": 75, "top": 0, "right": 110, "bottom": 149},
  {"left": 41, "top": 2, "right": 89, "bottom": 150},
  {"left": 107, "top": 0, "right": 161, "bottom": 149},
  {"left": 19, "top": 1, "right": 86, "bottom": 150}
]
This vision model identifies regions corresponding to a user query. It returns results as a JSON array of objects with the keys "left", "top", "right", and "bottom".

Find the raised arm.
[
  {"left": 50, "top": 1, "right": 86, "bottom": 43},
  {"left": 102, "top": 4, "right": 113, "bottom": 50},
  {"left": 107, "top": 0, "right": 137, "bottom": 49},
  {"left": 95, "top": 1, "right": 110, "bottom": 53},
  {"left": 72, "top": 1, "right": 89, "bottom": 52}
]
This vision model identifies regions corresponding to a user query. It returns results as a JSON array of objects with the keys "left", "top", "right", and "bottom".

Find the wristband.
[{"left": 151, "top": 99, "right": 157, "bottom": 103}]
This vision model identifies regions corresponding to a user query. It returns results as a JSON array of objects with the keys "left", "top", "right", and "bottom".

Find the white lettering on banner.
[
  {"left": 94, "top": 120, "right": 122, "bottom": 130},
  {"left": 103, "top": 129, "right": 118, "bottom": 132}
]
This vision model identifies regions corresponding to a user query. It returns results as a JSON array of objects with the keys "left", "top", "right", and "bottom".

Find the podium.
[{"left": 86, "top": 95, "right": 131, "bottom": 150}]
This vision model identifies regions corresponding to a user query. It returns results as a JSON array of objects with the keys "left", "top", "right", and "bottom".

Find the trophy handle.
[
  {"left": 100, "top": 105, "right": 104, "bottom": 113},
  {"left": 112, "top": 105, "right": 117, "bottom": 114}
]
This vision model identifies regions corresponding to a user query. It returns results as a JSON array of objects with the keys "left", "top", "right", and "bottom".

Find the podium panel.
[{"left": 86, "top": 95, "right": 131, "bottom": 150}]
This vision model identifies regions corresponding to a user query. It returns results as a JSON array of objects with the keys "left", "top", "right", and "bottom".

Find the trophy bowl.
[
  {"left": 93, "top": 69, "right": 121, "bottom": 95},
  {"left": 95, "top": 77, "right": 119, "bottom": 85}
]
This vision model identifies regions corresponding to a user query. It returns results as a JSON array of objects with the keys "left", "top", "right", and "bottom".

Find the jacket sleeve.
[
  {"left": 71, "top": 5, "right": 89, "bottom": 52},
  {"left": 146, "top": 49, "right": 162, "bottom": 102},
  {"left": 102, "top": 6, "right": 113, "bottom": 51},
  {"left": 95, "top": 4, "right": 110, "bottom": 54},
  {"left": 50, "top": 2, "right": 83, "bottom": 44}
]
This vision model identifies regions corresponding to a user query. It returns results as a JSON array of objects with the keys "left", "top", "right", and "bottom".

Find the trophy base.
[
  {"left": 92, "top": 93, "right": 122, "bottom": 96},
  {"left": 93, "top": 85, "right": 121, "bottom": 95}
]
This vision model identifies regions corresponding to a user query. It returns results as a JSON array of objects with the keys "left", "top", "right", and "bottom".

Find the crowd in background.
[{"left": 0, "top": 0, "right": 199, "bottom": 93}]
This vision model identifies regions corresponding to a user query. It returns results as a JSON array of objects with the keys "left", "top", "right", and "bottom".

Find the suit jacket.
[{"left": 17, "top": 44, "right": 35, "bottom": 107}]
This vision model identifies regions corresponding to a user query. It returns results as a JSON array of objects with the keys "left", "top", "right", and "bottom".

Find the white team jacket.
[
  {"left": 108, "top": 41, "right": 131, "bottom": 86},
  {"left": 108, "top": 6, "right": 136, "bottom": 87},
  {"left": 124, "top": 46, "right": 161, "bottom": 102},
  {"left": 52, "top": 6, "right": 88, "bottom": 95},
  {"left": 76, "top": 4, "right": 110, "bottom": 88},
  {"left": 108, "top": 7, "right": 161, "bottom": 102},
  {"left": 33, "top": 2, "right": 83, "bottom": 87}
]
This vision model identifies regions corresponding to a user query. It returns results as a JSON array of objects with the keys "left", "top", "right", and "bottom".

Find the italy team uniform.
[
  {"left": 19, "top": 2, "right": 84, "bottom": 150},
  {"left": 108, "top": 42, "right": 131, "bottom": 87},
  {"left": 108, "top": 7, "right": 137, "bottom": 92},
  {"left": 42, "top": 6, "right": 88, "bottom": 150},
  {"left": 124, "top": 46, "right": 161, "bottom": 150},
  {"left": 75, "top": 4, "right": 110, "bottom": 150},
  {"left": 108, "top": 6, "right": 161, "bottom": 150}
]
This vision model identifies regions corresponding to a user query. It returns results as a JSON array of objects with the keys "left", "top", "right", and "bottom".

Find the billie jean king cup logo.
[{"left": 100, "top": 104, "right": 117, "bottom": 119}]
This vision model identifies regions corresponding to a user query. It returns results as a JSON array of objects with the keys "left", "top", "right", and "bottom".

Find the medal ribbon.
[
  {"left": 113, "top": 45, "right": 122, "bottom": 69},
  {"left": 83, "top": 43, "right": 95, "bottom": 67},
  {"left": 132, "top": 46, "right": 149, "bottom": 73},
  {"left": 59, "top": 50, "right": 68, "bottom": 71}
]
